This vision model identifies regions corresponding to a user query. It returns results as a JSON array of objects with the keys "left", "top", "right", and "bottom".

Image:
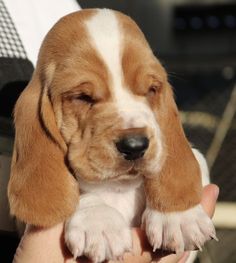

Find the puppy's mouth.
[
  {"left": 127, "top": 166, "right": 139, "bottom": 175},
  {"left": 109, "top": 163, "right": 141, "bottom": 181}
]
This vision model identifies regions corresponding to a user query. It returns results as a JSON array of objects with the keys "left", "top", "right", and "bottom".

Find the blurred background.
[{"left": 0, "top": 0, "right": 236, "bottom": 262}]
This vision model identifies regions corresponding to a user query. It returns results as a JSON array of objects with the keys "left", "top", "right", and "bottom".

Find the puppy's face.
[{"left": 40, "top": 9, "right": 170, "bottom": 182}]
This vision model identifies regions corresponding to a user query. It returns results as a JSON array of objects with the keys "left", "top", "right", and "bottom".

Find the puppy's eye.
[
  {"left": 147, "top": 85, "right": 158, "bottom": 97},
  {"left": 74, "top": 93, "right": 95, "bottom": 104}
]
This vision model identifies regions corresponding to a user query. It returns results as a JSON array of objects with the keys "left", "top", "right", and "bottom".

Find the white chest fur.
[{"left": 78, "top": 176, "right": 145, "bottom": 226}]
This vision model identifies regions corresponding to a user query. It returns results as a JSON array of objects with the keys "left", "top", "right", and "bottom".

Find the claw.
[
  {"left": 195, "top": 242, "right": 203, "bottom": 252},
  {"left": 73, "top": 248, "right": 79, "bottom": 260},
  {"left": 210, "top": 234, "right": 219, "bottom": 242},
  {"left": 153, "top": 245, "right": 157, "bottom": 252},
  {"left": 153, "top": 242, "right": 161, "bottom": 252}
]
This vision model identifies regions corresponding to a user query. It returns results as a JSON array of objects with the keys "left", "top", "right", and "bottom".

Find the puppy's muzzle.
[{"left": 115, "top": 135, "right": 149, "bottom": 160}]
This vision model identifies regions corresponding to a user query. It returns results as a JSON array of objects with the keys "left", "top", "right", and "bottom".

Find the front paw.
[
  {"left": 142, "top": 204, "right": 217, "bottom": 253},
  {"left": 65, "top": 204, "right": 132, "bottom": 262}
]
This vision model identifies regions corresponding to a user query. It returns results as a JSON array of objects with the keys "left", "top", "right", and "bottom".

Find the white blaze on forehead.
[
  {"left": 85, "top": 9, "right": 123, "bottom": 96},
  {"left": 85, "top": 9, "right": 153, "bottom": 128}
]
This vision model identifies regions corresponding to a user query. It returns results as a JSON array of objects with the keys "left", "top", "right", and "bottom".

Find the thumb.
[{"left": 201, "top": 184, "right": 219, "bottom": 218}]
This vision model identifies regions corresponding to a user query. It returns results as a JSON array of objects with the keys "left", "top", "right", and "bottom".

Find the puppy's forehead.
[
  {"left": 84, "top": 9, "right": 151, "bottom": 87},
  {"left": 85, "top": 9, "right": 122, "bottom": 91},
  {"left": 84, "top": 9, "right": 155, "bottom": 128}
]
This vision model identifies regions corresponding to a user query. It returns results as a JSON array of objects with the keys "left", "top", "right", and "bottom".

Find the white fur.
[
  {"left": 142, "top": 204, "right": 216, "bottom": 254},
  {"left": 85, "top": 9, "right": 163, "bottom": 173},
  {"left": 78, "top": 177, "right": 145, "bottom": 226},
  {"left": 65, "top": 194, "right": 132, "bottom": 263},
  {"left": 65, "top": 148, "right": 213, "bottom": 261}
]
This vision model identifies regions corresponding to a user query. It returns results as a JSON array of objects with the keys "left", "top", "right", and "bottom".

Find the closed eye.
[
  {"left": 146, "top": 84, "right": 162, "bottom": 97},
  {"left": 148, "top": 85, "right": 158, "bottom": 96},
  {"left": 73, "top": 93, "right": 96, "bottom": 104}
]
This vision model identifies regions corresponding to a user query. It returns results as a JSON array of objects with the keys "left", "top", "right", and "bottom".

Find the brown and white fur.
[{"left": 8, "top": 9, "right": 216, "bottom": 263}]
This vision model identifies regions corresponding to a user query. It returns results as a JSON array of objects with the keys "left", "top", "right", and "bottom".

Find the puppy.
[{"left": 8, "top": 9, "right": 216, "bottom": 262}]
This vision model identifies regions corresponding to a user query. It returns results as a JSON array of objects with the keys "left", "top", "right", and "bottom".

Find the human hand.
[{"left": 13, "top": 184, "right": 218, "bottom": 263}]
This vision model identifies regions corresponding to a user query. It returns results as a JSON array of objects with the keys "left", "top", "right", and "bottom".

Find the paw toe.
[
  {"left": 65, "top": 228, "right": 85, "bottom": 259},
  {"left": 143, "top": 205, "right": 217, "bottom": 253},
  {"left": 84, "top": 231, "right": 106, "bottom": 263}
]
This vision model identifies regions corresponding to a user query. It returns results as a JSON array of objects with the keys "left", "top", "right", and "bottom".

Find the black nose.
[{"left": 115, "top": 135, "right": 149, "bottom": 160}]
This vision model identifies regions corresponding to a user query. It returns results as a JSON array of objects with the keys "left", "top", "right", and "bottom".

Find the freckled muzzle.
[{"left": 115, "top": 135, "right": 149, "bottom": 160}]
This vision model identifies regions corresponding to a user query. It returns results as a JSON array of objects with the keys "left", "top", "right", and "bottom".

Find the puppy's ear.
[
  {"left": 145, "top": 85, "right": 202, "bottom": 212},
  {"left": 8, "top": 75, "right": 79, "bottom": 227}
]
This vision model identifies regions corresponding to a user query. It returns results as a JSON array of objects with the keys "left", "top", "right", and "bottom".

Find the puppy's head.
[
  {"left": 8, "top": 9, "right": 199, "bottom": 226},
  {"left": 39, "top": 9, "right": 167, "bottom": 182}
]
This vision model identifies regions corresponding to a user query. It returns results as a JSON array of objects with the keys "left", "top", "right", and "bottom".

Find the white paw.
[
  {"left": 65, "top": 203, "right": 132, "bottom": 262},
  {"left": 142, "top": 204, "right": 217, "bottom": 253}
]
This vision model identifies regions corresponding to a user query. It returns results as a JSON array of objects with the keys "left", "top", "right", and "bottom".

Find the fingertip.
[
  {"left": 201, "top": 184, "right": 219, "bottom": 217},
  {"left": 202, "top": 184, "right": 219, "bottom": 201}
]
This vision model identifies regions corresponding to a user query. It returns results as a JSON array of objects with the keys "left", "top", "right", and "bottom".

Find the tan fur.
[
  {"left": 8, "top": 76, "right": 79, "bottom": 227},
  {"left": 8, "top": 9, "right": 202, "bottom": 227},
  {"left": 145, "top": 85, "right": 202, "bottom": 211},
  {"left": 6, "top": 10, "right": 99, "bottom": 227}
]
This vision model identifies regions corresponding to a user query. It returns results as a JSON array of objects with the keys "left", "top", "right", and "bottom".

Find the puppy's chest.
[{"left": 81, "top": 185, "right": 145, "bottom": 227}]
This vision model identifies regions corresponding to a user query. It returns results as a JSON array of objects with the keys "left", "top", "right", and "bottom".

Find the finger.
[
  {"left": 177, "top": 252, "right": 190, "bottom": 263},
  {"left": 131, "top": 228, "right": 150, "bottom": 255},
  {"left": 14, "top": 223, "right": 68, "bottom": 263},
  {"left": 201, "top": 184, "right": 219, "bottom": 218}
]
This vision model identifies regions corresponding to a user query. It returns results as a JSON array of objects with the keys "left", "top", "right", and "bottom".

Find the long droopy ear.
[
  {"left": 8, "top": 74, "right": 79, "bottom": 227},
  {"left": 144, "top": 85, "right": 202, "bottom": 212}
]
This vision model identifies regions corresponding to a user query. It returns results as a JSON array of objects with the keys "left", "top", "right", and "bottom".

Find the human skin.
[{"left": 13, "top": 184, "right": 219, "bottom": 263}]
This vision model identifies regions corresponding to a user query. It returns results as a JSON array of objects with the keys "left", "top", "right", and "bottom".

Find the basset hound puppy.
[{"left": 8, "top": 9, "right": 216, "bottom": 262}]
